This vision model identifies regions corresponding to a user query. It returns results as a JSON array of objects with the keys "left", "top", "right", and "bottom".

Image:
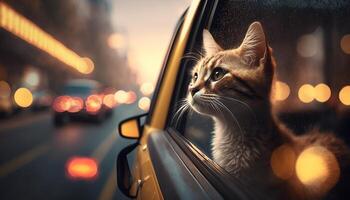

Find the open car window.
[{"left": 168, "top": 1, "right": 350, "bottom": 199}]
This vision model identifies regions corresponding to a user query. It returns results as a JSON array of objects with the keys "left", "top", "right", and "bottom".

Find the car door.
[
  {"left": 156, "top": 1, "right": 350, "bottom": 200},
  {"left": 124, "top": 0, "right": 213, "bottom": 199},
  {"left": 117, "top": 0, "right": 228, "bottom": 199},
  {"left": 119, "top": 0, "right": 350, "bottom": 199}
]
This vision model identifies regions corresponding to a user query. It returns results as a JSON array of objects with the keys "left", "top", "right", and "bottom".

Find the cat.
[{"left": 184, "top": 22, "right": 350, "bottom": 199}]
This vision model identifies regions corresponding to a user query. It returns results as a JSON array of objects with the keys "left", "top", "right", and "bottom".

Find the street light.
[
  {"left": 0, "top": 2, "right": 94, "bottom": 74},
  {"left": 107, "top": 33, "right": 125, "bottom": 50}
]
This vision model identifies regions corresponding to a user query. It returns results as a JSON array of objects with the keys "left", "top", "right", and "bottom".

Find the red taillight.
[
  {"left": 85, "top": 95, "right": 102, "bottom": 113},
  {"left": 53, "top": 96, "right": 71, "bottom": 112},
  {"left": 103, "top": 94, "right": 116, "bottom": 108},
  {"left": 66, "top": 157, "right": 98, "bottom": 180},
  {"left": 68, "top": 97, "right": 83, "bottom": 113},
  {"left": 53, "top": 96, "right": 83, "bottom": 113}
]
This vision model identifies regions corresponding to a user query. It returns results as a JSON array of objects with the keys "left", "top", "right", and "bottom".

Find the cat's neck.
[{"left": 211, "top": 100, "right": 285, "bottom": 175}]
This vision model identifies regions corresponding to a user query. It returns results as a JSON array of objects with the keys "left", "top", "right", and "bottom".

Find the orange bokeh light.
[
  {"left": 85, "top": 95, "right": 102, "bottom": 113},
  {"left": 107, "top": 33, "right": 125, "bottom": 50},
  {"left": 298, "top": 84, "right": 315, "bottom": 103},
  {"left": 314, "top": 83, "right": 331, "bottom": 103},
  {"left": 53, "top": 96, "right": 71, "bottom": 112},
  {"left": 103, "top": 94, "right": 117, "bottom": 108},
  {"left": 270, "top": 144, "right": 296, "bottom": 180},
  {"left": 125, "top": 91, "right": 137, "bottom": 104},
  {"left": 273, "top": 81, "right": 290, "bottom": 101},
  {"left": 114, "top": 90, "right": 128, "bottom": 104},
  {"left": 53, "top": 96, "right": 83, "bottom": 113},
  {"left": 68, "top": 97, "right": 83, "bottom": 113},
  {"left": 138, "top": 97, "right": 151, "bottom": 111},
  {"left": 339, "top": 86, "right": 350, "bottom": 106},
  {"left": 14, "top": 87, "right": 33, "bottom": 108},
  {"left": 140, "top": 82, "right": 155, "bottom": 96},
  {"left": 66, "top": 157, "right": 98, "bottom": 180},
  {"left": 296, "top": 146, "right": 340, "bottom": 195},
  {"left": 81, "top": 57, "right": 95, "bottom": 74},
  {"left": 0, "top": 2, "right": 93, "bottom": 74}
]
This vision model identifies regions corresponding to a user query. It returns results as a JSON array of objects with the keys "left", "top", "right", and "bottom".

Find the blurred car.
[
  {"left": 31, "top": 90, "right": 53, "bottom": 111},
  {"left": 52, "top": 79, "right": 113, "bottom": 126}
]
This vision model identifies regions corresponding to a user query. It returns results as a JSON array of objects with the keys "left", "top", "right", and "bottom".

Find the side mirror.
[
  {"left": 117, "top": 113, "right": 147, "bottom": 198},
  {"left": 118, "top": 113, "right": 148, "bottom": 139}
]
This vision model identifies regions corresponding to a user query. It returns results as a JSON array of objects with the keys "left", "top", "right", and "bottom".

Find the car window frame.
[
  {"left": 165, "top": 0, "right": 215, "bottom": 131},
  {"left": 159, "top": 0, "right": 263, "bottom": 198},
  {"left": 145, "top": 10, "right": 187, "bottom": 125}
]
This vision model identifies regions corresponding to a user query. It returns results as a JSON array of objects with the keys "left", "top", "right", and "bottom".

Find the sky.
[{"left": 110, "top": 0, "right": 190, "bottom": 85}]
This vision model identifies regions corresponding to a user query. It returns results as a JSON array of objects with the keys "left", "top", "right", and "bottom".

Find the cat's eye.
[
  {"left": 211, "top": 67, "right": 226, "bottom": 81},
  {"left": 193, "top": 73, "right": 198, "bottom": 81}
]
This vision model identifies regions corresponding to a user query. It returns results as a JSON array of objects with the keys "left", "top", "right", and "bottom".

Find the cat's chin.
[{"left": 189, "top": 100, "right": 215, "bottom": 117}]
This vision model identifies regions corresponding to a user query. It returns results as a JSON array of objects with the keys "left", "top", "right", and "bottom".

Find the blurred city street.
[
  {"left": 0, "top": 105, "right": 139, "bottom": 200},
  {"left": 1, "top": 0, "right": 350, "bottom": 199},
  {"left": 0, "top": 1, "right": 188, "bottom": 199}
]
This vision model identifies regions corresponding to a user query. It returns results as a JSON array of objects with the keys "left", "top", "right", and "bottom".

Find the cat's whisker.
[
  {"left": 182, "top": 52, "right": 202, "bottom": 62},
  {"left": 204, "top": 94, "right": 254, "bottom": 113},
  {"left": 174, "top": 104, "right": 189, "bottom": 128},
  {"left": 213, "top": 98, "right": 244, "bottom": 135},
  {"left": 181, "top": 55, "right": 200, "bottom": 62},
  {"left": 200, "top": 95, "right": 244, "bottom": 135},
  {"left": 200, "top": 96, "right": 220, "bottom": 114},
  {"left": 186, "top": 51, "right": 204, "bottom": 59},
  {"left": 203, "top": 94, "right": 258, "bottom": 126},
  {"left": 172, "top": 99, "right": 189, "bottom": 127}
]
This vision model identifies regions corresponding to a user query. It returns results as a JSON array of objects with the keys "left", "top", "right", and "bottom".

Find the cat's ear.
[
  {"left": 203, "top": 29, "right": 222, "bottom": 57},
  {"left": 239, "top": 22, "right": 267, "bottom": 67}
]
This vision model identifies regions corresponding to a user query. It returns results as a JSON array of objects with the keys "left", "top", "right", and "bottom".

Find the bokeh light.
[
  {"left": 114, "top": 90, "right": 128, "bottom": 104},
  {"left": 85, "top": 95, "right": 102, "bottom": 113},
  {"left": 339, "top": 86, "right": 350, "bottom": 105},
  {"left": 0, "top": 2, "right": 93, "bottom": 74},
  {"left": 14, "top": 87, "right": 33, "bottom": 108},
  {"left": 66, "top": 157, "right": 98, "bottom": 180},
  {"left": 53, "top": 96, "right": 71, "bottom": 112},
  {"left": 273, "top": 81, "right": 290, "bottom": 101},
  {"left": 68, "top": 97, "right": 83, "bottom": 113},
  {"left": 0, "top": 80, "right": 11, "bottom": 98},
  {"left": 138, "top": 97, "right": 150, "bottom": 111},
  {"left": 81, "top": 57, "right": 95, "bottom": 74},
  {"left": 107, "top": 33, "right": 125, "bottom": 50},
  {"left": 297, "top": 34, "right": 319, "bottom": 58},
  {"left": 23, "top": 69, "right": 40, "bottom": 87},
  {"left": 314, "top": 83, "right": 331, "bottom": 103},
  {"left": 340, "top": 34, "right": 350, "bottom": 54},
  {"left": 270, "top": 144, "right": 296, "bottom": 180},
  {"left": 298, "top": 84, "right": 314, "bottom": 103},
  {"left": 125, "top": 91, "right": 137, "bottom": 104},
  {"left": 140, "top": 82, "right": 155, "bottom": 96},
  {"left": 296, "top": 146, "right": 340, "bottom": 195},
  {"left": 103, "top": 94, "right": 117, "bottom": 108}
]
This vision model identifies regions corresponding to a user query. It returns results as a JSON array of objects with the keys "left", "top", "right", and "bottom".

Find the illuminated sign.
[{"left": 0, "top": 2, "right": 94, "bottom": 74}]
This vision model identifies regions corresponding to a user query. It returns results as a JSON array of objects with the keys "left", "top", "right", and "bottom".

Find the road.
[{"left": 0, "top": 105, "right": 140, "bottom": 200}]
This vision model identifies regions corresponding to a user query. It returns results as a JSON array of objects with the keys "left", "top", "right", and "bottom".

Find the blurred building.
[{"left": 0, "top": 0, "right": 133, "bottom": 93}]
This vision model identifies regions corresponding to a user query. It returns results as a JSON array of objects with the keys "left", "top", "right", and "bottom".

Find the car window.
[
  {"left": 62, "top": 85, "right": 94, "bottom": 96},
  {"left": 170, "top": 0, "right": 350, "bottom": 199}
]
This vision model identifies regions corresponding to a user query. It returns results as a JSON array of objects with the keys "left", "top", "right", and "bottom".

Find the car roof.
[{"left": 65, "top": 79, "right": 101, "bottom": 88}]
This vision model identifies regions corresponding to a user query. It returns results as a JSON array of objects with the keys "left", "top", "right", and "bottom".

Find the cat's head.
[{"left": 187, "top": 22, "right": 274, "bottom": 116}]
